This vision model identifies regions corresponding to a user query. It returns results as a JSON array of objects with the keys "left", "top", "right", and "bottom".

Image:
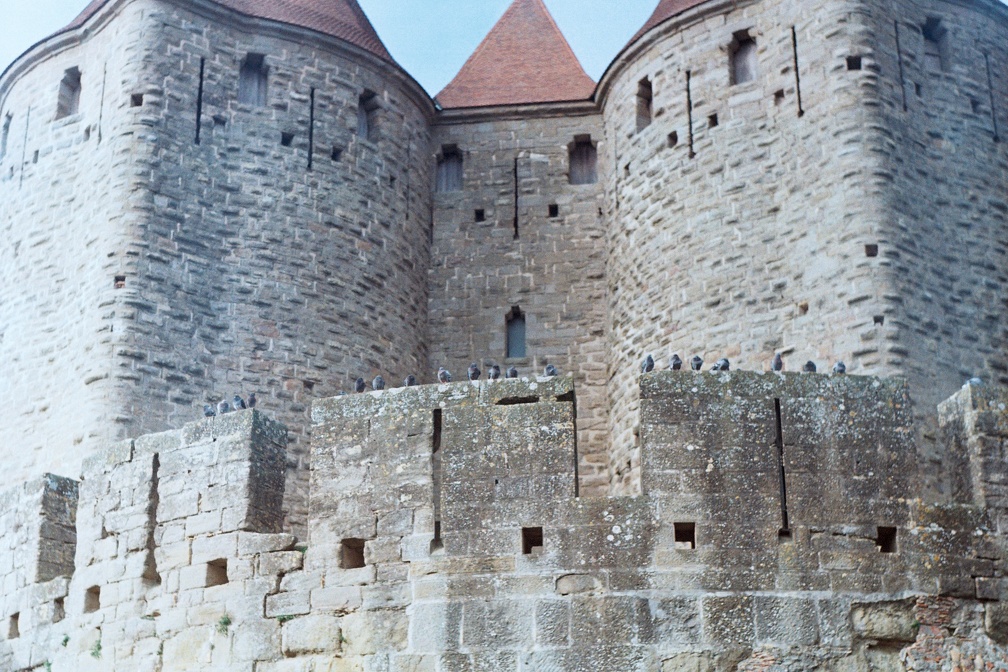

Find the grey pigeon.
[
  {"left": 247, "top": 392, "right": 257, "bottom": 408},
  {"left": 670, "top": 354, "right": 683, "bottom": 371},
  {"left": 233, "top": 394, "right": 247, "bottom": 410},
  {"left": 373, "top": 376, "right": 385, "bottom": 391},
  {"left": 438, "top": 367, "right": 452, "bottom": 383},
  {"left": 772, "top": 353, "right": 783, "bottom": 372},
  {"left": 832, "top": 361, "right": 846, "bottom": 375},
  {"left": 468, "top": 363, "right": 481, "bottom": 381},
  {"left": 203, "top": 404, "right": 216, "bottom": 418},
  {"left": 354, "top": 377, "right": 366, "bottom": 393},
  {"left": 691, "top": 356, "right": 703, "bottom": 371},
  {"left": 488, "top": 364, "right": 501, "bottom": 380},
  {"left": 803, "top": 361, "right": 817, "bottom": 373},
  {"left": 544, "top": 364, "right": 559, "bottom": 377},
  {"left": 641, "top": 354, "right": 655, "bottom": 374},
  {"left": 404, "top": 374, "right": 418, "bottom": 387},
  {"left": 716, "top": 358, "right": 730, "bottom": 371},
  {"left": 217, "top": 400, "right": 231, "bottom": 415},
  {"left": 969, "top": 377, "right": 983, "bottom": 387},
  {"left": 506, "top": 366, "right": 519, "bottom": 379}
]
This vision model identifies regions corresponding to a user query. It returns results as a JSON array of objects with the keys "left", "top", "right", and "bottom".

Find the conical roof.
[
  {"left": 436, "top": 0, "right": 595, "bottom": 109},
  {"left": 62, "top": 0, "right": 392, "bottom": 61},
  {"left": 626, "top": 0, "right": 710, "bottom": 50}
]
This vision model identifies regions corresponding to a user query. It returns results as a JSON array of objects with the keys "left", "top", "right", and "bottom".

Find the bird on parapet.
[
  {"left": 832, "top": 361, "right": 846, "bottom": 375},
  {"left": 217, "top": 400, "right": 231, "bottom": 415},
  {"left": 641, "top": 354, "right": 655, "bottom": 373},
  {"left": 544, "top": 364, "right": 559, "bottom": 377},
  {"left": 468, "top": 363, "right": 481, "bottom": 381},
  {"left": 354, "top": 377, "right": 367, "bottom": 393},
  {"left": 404, "top": 374, "right": 418, "bottom": 387},
  {"left": 772, "top": 353, "right": 783, "bottom": 372},
  {"left": 691, "top": 356, "right": 703, "bottom": 371},
  {"left": 233, "top": 394, "right": 247, "bottom": 410},
  {"left": 373, "top": 376, "right": 385, "bottom": 391},
  {"left": 670, "top": 354, "right": 683, "bottom": 371},
  {"left": 803, "top": 361, "right": 817, "bottom": 373},
  {"left": 203, "top": 404, "right": 216, "bottom": 418},
  {"left": 506, "top": 366, "right": 519, "bottom": 379},
  {"left": 247, "top": 392, "right": 257, "bottom": 408},
  {"left": 488, "top": 364, "right": 501, "bottom": 380},
  {"left": 438, "top": 367, "right": 452, "bottom": 383}
]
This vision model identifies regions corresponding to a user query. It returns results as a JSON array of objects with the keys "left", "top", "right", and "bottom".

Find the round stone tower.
[
  {"left": 0, "top": 0, "right": 434, "bottom": 529},
  {"left": 598, "top": 0, "right": 1008, "bottom": 494}
]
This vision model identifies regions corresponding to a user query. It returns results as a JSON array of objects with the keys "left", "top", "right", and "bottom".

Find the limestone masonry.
[{"left": 0, "top": 0, "right": 1006, "bottom": 668}]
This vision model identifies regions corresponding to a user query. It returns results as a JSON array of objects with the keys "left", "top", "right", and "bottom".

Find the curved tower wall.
[
  {"left": 600, "top": 0, "right": 1008, "bottom": 495},
  {"left": 0, "top": 0, "right": 434, "bottom": 531}
]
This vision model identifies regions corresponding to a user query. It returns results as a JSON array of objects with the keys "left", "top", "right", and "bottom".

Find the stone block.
[{"left": 280, "top": 614, "right": 341, "bottom": 656}]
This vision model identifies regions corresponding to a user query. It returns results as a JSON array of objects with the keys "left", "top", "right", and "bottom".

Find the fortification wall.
[
  {"left": 4, "top": 373, "right": 1006, "bottom": 671},
  {"left": 598, "top": 0, "right": 1008, "bottom": 497},
  {"left": 429, "top": 107, "right": 610, "bottom": 495}
]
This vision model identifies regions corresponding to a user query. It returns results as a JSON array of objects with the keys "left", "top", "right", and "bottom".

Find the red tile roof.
[
  {"left": 436, "top": 0, "right": 595, "bottom": 109},
  {"left": 62, "top": 0, "right": 392, "bottom": 61},
  {"left": 626, "top": 0, "right": 711, "bottom": 50}
]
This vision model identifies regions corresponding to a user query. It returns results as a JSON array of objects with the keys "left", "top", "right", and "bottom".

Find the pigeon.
[
  {"left": 404, "top": 374, "right": 418, "bottom": 387},
  {"left": 354, "top": 377, "right": 367, "bottom": 393},
  {"left": 670, "top": 354, "right": 683, "bottom": 371},
  {"left": 968, "top": 377, "right": 983, "bottom": 387},
  {"left": 468, "top": 363, "right": 481, "bottom": 381},
  {"left": 373, "top": 376, "right": 385, "bottom": 391},
  {"left": 771, "top": 353, "right": 783, "bottom": 372},
  {"left": 544, "top": 364, "right": 559, "bottom": 377},
  {"left": 506, "top": 366, "right": 519, "bottom": 379},
  {"left": 438, "top": 367, "right": 452, "bottom": 383},
  {"left": 691, "top": 356, "right": 703, "bottom": 371},
  {"left": 832, "top": 361, "right": 846, "bottom": 375},
  {"left": 233, "top": 394, "right": 247, "bottom": 410},
  {"left": 203, "top": 404, "right": 216, "bottom": 418},
  {"left": 217, "top": 400, "right": 231, "bottom": 415},
  {"left": 716, "top": 358, "right": 730, "bottom": 371},
  {"left": 641, "top": 354, "right": 655, "bottom": 374},
  {"left": 247, "top": 392, "right": 257, "bottom": 409},
  {"left": 803, "top": 361, "right": 817, "bottom": 373},
  {"left": 488, "top": 364, "right": 501, "bottom": 380}
]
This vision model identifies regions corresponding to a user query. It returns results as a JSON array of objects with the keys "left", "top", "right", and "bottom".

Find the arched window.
[
  {"left": 922, "top": 17, "right": 949, "bottom": 73},
  {"left": 436, "top": 145, "right": 463, "bottom": 192},
  {"left": 238, "top": 54, "right": 268, "bottom": 106},
  {"left": 506, "top": 307, "right": 526, "bottom": 359},
  {"left": 568, "top": 135, "right": 597, "bottom": 185},
  {"left": 55, "top": 67, "right": 81, "bottom": 120},
  {"left": 357, "top": 90, "right": 379, "bottom": 141},
  {"left": 730, "top": 31, "right": 758, "bottom": 85}
]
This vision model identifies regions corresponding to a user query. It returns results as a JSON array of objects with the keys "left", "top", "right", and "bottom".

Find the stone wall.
[{"left": 429, "top": 106, "right": 610, "bottom": 495}]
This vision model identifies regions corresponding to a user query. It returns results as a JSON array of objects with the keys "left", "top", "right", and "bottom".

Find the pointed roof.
[
  {"left": 60, "top": 0, "right": 392, "bottom": 62},
  {"left": 626, "top": 0, "right": 711, "bottom": 50},
  {"left": 436, "top": 0, "right": 595, "bottom": 109}
]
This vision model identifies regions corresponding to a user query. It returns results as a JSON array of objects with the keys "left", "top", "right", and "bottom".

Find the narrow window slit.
[
  {"left": 496, "top": 396, "right": 540, "bottom": 406},
  {"left": 790, "top": 27, "right": 804, "bottom": 117},
  {"left": 674, "top": 522, "right": 696, "bottom": 550},
  {"left": 636, "top": 77, "right": 653, "bottom": 131},
  {"left": 686, "top": 71, "right": 696, "bottom": 158},
  {"left": 357, "top": 90, "right": 378, "bottom": 141},
  {"left": 8, "top": 613, "right": 19, "bottom": 639},
  {"left": 774, "top": 398, "right": 791, "bottom": 534},
  {"left": 340, "top": 539, "right": 366, "bottom": 569},
  {"left": 308, "top": 87, "right": 315, "bottom": 170},
  {"left": 985, "top": 53, "right": 1000, "bottom": 142},
  {"left": 513, "top": 156, "right": 520, "bottom": 239},
  {"left": 195, "top": 57, "right": 205, "bottom": 144},
  {"left": 431, "top": 409, "right": 443, "bottom": 554},
  {"left": 53, "top": 598, "right": 64, "bottom": 623},
  {"left": 521, "top": 527, "right": 544, "bottom": 555},
  {"left": 894, "top": 21, "right": 908, "bottom": 112}
]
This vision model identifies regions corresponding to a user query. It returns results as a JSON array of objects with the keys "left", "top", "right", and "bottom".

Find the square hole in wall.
[
  {"left": 341, "top": 539, "right": 366, "bottom": 569},
  {"left": 874, "top": 315, "right": 885, "bottom": 326},
  {"left": 280, "top": 132, "right": 295, "bottom": 147},
  {"left": 798, "top": 301, "right": 809, "bottom": 316},
  {"left": 548, "top": 204, "right": 559, "bottom": 218},
  {"left": 674, "top": 522, "right": 696, "bottom": 550},
  {"left": 7, "top": 613, "right": 19, "bottom": 639},
  {"left": 474, "top": 208, "right": 486, "bottom": 223},
  {"left": 521, "top": 527, "right": 544, "bottom": 555},
  {"left": 83, "top": 126, "right": 91, "bottom": 142},
  {"left": 667, "top": 131, "right": 679, "bottom": 148},
  {"left": 32, "top": 150, "right": 39, "bottom": 164},
  {"left": 331, "top": 146, "right": 343, "bottom": 161},
  {"left": 777, "top": 528, "right": 793, "bottom": 544},
  {"left": 846, "top": 55, "right": 863, "bottom": 71},
  {"left": 914, "top": 82, "right": 922, "bottom": 97},
  {"left": 83, "top": 586, "right": 100, "bottom": 613},
  {"left": 865, "top": 244, "right": 879, "bottom": 257},
  {"left": 708, "top": 113, "right": 719, "bottom": 128},
  {"left": 970, "top": 98, "right": 981, "bottom": 114},
  {"left": 877, "top": 526, "right": 897, "bottom": 553},
  {"left": 206, "top": 559, "right": 228, "bottom": 587},
  {"left": 774, "top": 89, "right": 785, "bottom": 105},
  {"left": 114, "top": 275, "right": 126, "bottom": 289},
  {"left": 130, "top": 93, "right": 144, "bottom": 107},
  {"left": 430, "top": 520, "right": 444, "bottom": 554},
  {"left": 53, "top": 598, "right": 65, "bottom": 623}
]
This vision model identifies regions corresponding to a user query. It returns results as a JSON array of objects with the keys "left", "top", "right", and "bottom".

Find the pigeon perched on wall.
[
  {"left": 670, "top": 354, "right": 683, "bottom": 371},
  {"left": 968, "top": 377, "right": 983, "bottom": 386},
  {"left": 544, "top": 364, "right": 559, "bottom": 377},
  {"left": 233, "top": 394, "right": 247, "bottom": 410},
  {"left": 404, "top": 374, "right": 418, "bottom": 387},
  {"left": 488, "top": 364, "right": 501, "bottom": 380},
  {"left": 772, "top": 353, "right": 783, "bottom": 372},
  {"left": 716, "top": 358, "right": 730, "bottom": 371},
  {"left": 203, "top": 404, "right": 216, "bottom": 418},
  {"left": 355, "top": 377, "right": 367, "bottom": 393},
  {"left": 832, "top": 361, "right": 846, "bottom": 375},
  {"left": 468, "top": 363, "right": 481, "bottom": 381},
  {"left": 247, "top": 392, "right": 257, "bottom": 408},
  {"left": 373, "top": 376, "right": 385, "bottom": 391},
  {"left": 438, "top": 367, "right": 452, "bottom": 383},
  {"left": 217, "top": 400, "right": 231, "bottom": 415},
  {"left": 506, "top": 366, "right": 519, "bottom": 379},
  {"left": 803, "top": 361, "right": 817, "bottom": 373},
  {"left": 641, "top": 354, "right": 655, "bottom": 374},
  {"left": 691, "top": 356, "right": 703, "bottom": 371}
]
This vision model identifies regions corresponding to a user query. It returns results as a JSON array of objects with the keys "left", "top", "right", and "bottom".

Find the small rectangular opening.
[
  {"left": 53, "top": 598, "right": 65, "bottom": 623},
  {"left": 341, "top": 539, "right": 366, "bottom": 569},
  {"left": 636, "top": 77, "right": 653, "bottom": 131},
  {"left": 877, "top": 526, "right": 897, "bottom": 553},
  {"left": 914, "top": 82, "right": 922, "bottom": 97},
  {"left": 474, "top": 208, "right": 486, "bottom": 222},
  {"left": 32, "top": 150, "right": 39, "bottom": 164},
  {"left": 667, "top": 131, "right": 678, "bottom": 148},
  {"left": 778, "top": 528, "right": 793, "bottom": 544},
  {"left": 708, "top": 113, "right": 719, "bottom": 128},
  {"left": 84, "top": 586, "right": 100, "bottom": 613},
  {"left": 331, "top": 146, "right": 343, "bottom": 161},
  {"left": 114, "top": 275, "right": 126, "bottom": 289},
  {"left": 432, "top": 409, "right": 442, "bottom": 454},
  {"left": 774, "top": 89, "right": 785, "bottom": 105},
  {"left": 280, "top": 132, "right": 294, "bottom": 147},
  {"left": 8, "top": 613, "right": 19, "bottom": 639},
  {"left": 865, "top": 244, "right": 879, "bottom": 257},
  {"left": 970, "top": 98, "right": 980, "bottom": 114},
  {"left": 522, "top": 527, "right": 544, "bottom": 555},
  {"left": 798, "top": 301, "right": 809, "bottom": 315},
  {"left": 846, "top": 55, "right": 863, "bottom": 71},
  {"left": 874, "top": 315, "right": 885, "bottom": 326},
  {"left": 496, "top": 396, "right": 540, "bottom": 406},
  {"left": 207, "top": 558, "right": 228, "bottom": 586},
  {"left": 674, "top": 522, "right": 696, "bottom": 550},
  {"left": 548, "top": 204, "right": 559, "bottom": 218},
  {"left": 130, "top": 93, "right": 144, "bottom": 107}
]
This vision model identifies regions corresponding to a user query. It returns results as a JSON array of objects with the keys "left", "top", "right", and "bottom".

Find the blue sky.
[{"left": 0, "top": 0, "right": 658, "bottom": 95}]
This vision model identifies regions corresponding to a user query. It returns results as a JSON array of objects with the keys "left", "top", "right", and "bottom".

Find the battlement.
[{"left": 1, "top": 373, "right": 1007, "bottom": 670}]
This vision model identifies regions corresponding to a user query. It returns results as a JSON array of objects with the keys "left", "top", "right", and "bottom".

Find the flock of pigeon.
[
  {"left": 351, "top": 363, "right": 561, "bottom": 394},
  {"left": 203, "top": 392, "right": 257, "bottom": 418},
  {"left": 639, "top": 352, "right": 846, "bottom": 375}
]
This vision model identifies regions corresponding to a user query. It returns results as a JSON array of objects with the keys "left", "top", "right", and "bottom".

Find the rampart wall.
[{"left": 2, "top": 372, "right": 1007, "bottom": 671}]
